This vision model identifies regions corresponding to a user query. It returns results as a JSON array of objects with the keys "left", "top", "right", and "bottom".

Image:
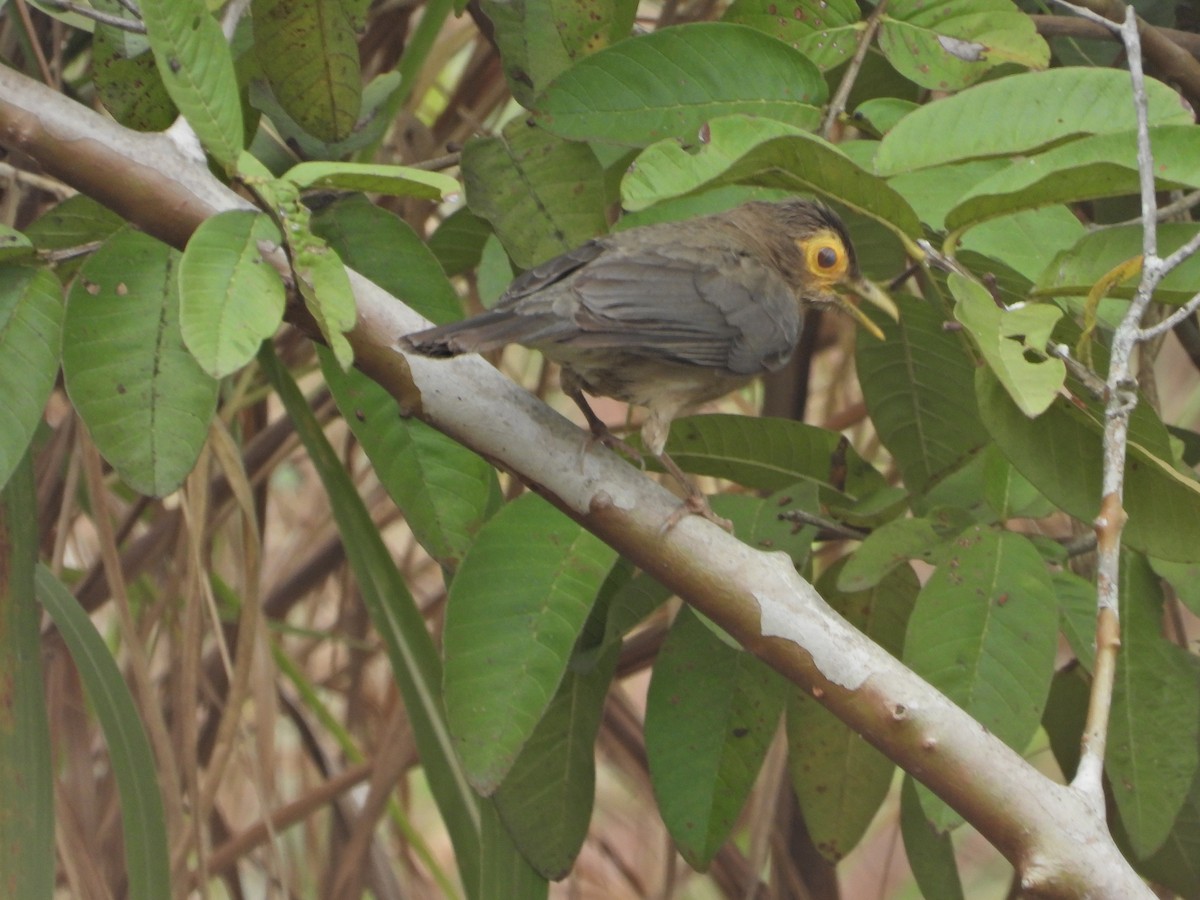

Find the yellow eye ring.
[{"left": 801, "top": 232, "right": 850, "bottom": 280}]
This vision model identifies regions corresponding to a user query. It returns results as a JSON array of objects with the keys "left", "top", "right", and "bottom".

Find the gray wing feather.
[
  {"left": 550, "top": 245, "right": 801, "bottom": 375},
  {"left": 404, "top": 238, "right": 802, "bottom": 375}
]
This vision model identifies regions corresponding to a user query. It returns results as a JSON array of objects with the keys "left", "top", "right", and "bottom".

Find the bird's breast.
[{"left": 562, "top": 351, "right": 750, "bottom": 410}]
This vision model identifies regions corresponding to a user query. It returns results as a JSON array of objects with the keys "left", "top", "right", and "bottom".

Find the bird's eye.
[{"left": 802, "top": 233, "right": 849, "bottom": 279}]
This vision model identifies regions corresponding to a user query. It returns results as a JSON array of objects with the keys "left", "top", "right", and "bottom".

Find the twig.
[
  {"left": 1046, "top": 343, "right": 1107, "bottom": 399},
  {"left": 1059, "top": 5, "right": 1191, "bottom": 809},
  {"left": 0, "top": 160, "right": 75, "bottom": 198},
  {"left": 36, "top": 0, "right": 147, "bottom": 33},
  {"left": 13, "top": 0, "right": 56, "bottom": 84},
  {"left": 777, "top": 508, "right": 869, "bottom": 541},
  {"left": 1135, "top": 232, "right": 1200, "bottom": 339},
  {"left": 1047, "top": 0, "right": 1121, "bottom": 33},
  {"left": 1107, "top": 188, "right": 1200, "bottom": 226},
  {"left": 1049, "top": 0, "right": 1200, "bottom": 107},
  {"left": 820, "top": 0, "right": 889, "bottom": 138},
  {"left": 1031, "top": 14, "right": 1200, "bottom": 59}
]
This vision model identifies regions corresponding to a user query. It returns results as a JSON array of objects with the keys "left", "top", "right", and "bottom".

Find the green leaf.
[
  {"left": 534, "top": 23, "right": 827, "bottom": 147},
  {"left": 462, "top": 119, "right": 608, "bottom": 270},
  {"left": 428, "top": 207, "right": 494, "bottom": 278},
  {"left": 661, "top": 414, "right": 888, "bottom": 501},
  {"left": 904, "top": 527, "right": 1058, "bottom": 831},
  {"left": 836, "top": 517, "right": 953, "bottom": 593},
  {"left": 251, "top": 0, "right": 361, "bottom": 142},
  {"left": 139, "top": 0, "right": 244, "bottom": 167},
  {"left": 1109, "top": 552, "right": 1200, "bottom": 859},
  {"left": 1149, "top": 557, "right": 1200, "bottom": 618},
  {"left": 853, "top": 97, "right": 919, "bottom": 137},
  {"left": 0, "top": 266, "right": 63, "bottom": 492},
  {"left": 481, "top": 0, "right": 638, "bottom": 106},
  {"left": 36, "top": 567, "right": 170, "bottom": 900},
  {"left": 92, "top": 2, "right": 177, "bottom": 131},
  {"left": 295, "top": 241, "right": 356, "bottom": 370},
  {"left": 284, "top": 161, "right": 460, "bottom": 201},
  {"left": 63, "top": 229, "right": 218, "bottom": 496},
  {"left": 1035, "top": 223, "right": 1200, "bottom": 306},
  {"left": 259, "top": 345, "right": 483, "bottom": 887},
  {"left": 178, "top": 211, "right": 285, "bottom": 377},
  {"left": 874, "top": 68, "right": 1192, "bottom": 175},
  {"left": 646, "top": 607, "right": 788, "bottom": 869},
  {"left": 0, "top": 456, "right": 54, "bottom": 900},
  {"left": 24, "top": 194, "right": 125, "bottom": 254},
  {"left": 478, "top": 803, "right": 549, "bottom": 899},
  {"left": 959, "top": 206, "right": 1087, "bottom": 284},
  {"left": 320, "top": 349, "right": 500, "bottom": 570},
  {"left": 443, "top": 493, "right": 618, "bottom": 793},
  {"left": 492, "top": 641, "right": 618, "bottom": 879},
  {"left": 976, "top": 367, "right": 1200, "bottom": 563},
  {"left": 946, "top": 126, "right": 1200, "bottom": 231},
  {"left": 248, "top": 70, "right": 403, "bottom": 161},
  {"left": 621, "top": 114, "right": 810, "bottom": 209},
  {"left": 1122, "top": 764, "right": 1200, "bottom": 900},
  {"left": 951, "top": 273, "right": 1064, "bottom": 417},
  {"left": 1053, "top": 570, "right": 1096, "bottom": 674},
  {"left": 311, "top": 195, "right": 463, "bottom": 327},
  {"left": 982, "top": 443, "right": 1053, "bottom": 520},
  {"left": 788, "top": 562, "right": 915, "bottom": 861},
  {"left": 887, "top": 159, "right": 1009, "bottom": 230},
  {"left": 711, "top": 487, "right": 821, "bottom": 571},
  {"left": 0, "top": 225, "right": 33, "bottom": 264},
  {"left": 857, "top": 294, "right": 988, "bottom": 494},
  {"left": 622, "top": 117, "right": 922, "bottom": 238},
  {"left": 878, "top": 0, "right": 1048, "bottom": 92},
  {"left": 901, "top": 776, "right": 964, "bottom": 900},
  {"left": 722, "top": 0, "right": 862, "bottom": 70}
]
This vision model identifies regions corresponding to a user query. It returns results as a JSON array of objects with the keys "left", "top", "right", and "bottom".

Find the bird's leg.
[
  {"left": 656, "top": 450, "right": 733, "bottom": 533},
  {"left": 565, "top": 385, "right": 645, "bottom": 468}
]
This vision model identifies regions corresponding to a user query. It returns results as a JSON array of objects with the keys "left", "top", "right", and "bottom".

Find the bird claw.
[
  {"left": 659, "top": 491, "right": 734, "bottom": 534},
  {"left": 575, "top": 421, "right": 646, "bottom": 472}
]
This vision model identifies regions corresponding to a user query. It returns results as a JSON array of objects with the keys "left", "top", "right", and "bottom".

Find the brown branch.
[
  {"left": 1032, "top": 14, "right": 1200, "bottom": 59},
  {"left": 1046, "top": 2, "right": 1200, "bottom": 108}
]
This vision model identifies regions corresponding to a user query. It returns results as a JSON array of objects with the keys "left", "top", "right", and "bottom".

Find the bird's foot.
[
  {"left": 657, "top": 451, "right": 733, "bottom": 533},
  {"left": 660, "top": 491, "right": 734, "bottom": 533},
  {"left": 578, "top": 422, "right": 646, "bottom": 470}
]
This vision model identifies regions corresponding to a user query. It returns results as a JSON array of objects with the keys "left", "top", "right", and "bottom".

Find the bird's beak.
[{"left": 834, "top": 277, "right": 899, "bottom": 340}]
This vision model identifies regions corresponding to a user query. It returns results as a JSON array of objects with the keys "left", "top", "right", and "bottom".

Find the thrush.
[{"left": 400, "top": 198, "right": 894, "bottom": 529}]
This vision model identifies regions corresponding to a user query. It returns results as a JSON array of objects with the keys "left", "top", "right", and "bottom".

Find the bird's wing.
[
  {"left": 541, "top": 242, "right": 803, "bottom": 376},
  {"left": 498, "top": 240, "right": 608, "bottom": 305}
]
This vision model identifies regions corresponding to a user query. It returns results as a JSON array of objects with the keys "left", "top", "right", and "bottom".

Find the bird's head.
[{"left": 764, "top": 199, "right": 899, "bottom": 338}]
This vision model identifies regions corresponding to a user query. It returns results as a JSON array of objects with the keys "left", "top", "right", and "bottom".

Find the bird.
[{"left": 400, "top": 198, "right": 895, "bottom": 530}]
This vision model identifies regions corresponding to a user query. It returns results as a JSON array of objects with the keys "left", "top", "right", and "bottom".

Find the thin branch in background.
[
  {"left": 1031, "top": 14, "right": 1200, "bottom": 59},
  {"left": 1046, "top": 1, "right": 1122, "bottom": 33},
  {"left": 1048, "top": 342, "right": 1108, "bottom": 400},
  {"left": 1048, "top": 0, "right": 1200, "bottom": 106},
  {"left": 1050, "top": 3, "right": 1200, "bottom": 809},
  {"left": 777, "top": 508, "right": 869, "bottom": 541},
  {"left": 12, "top": 0, "right": 56, "bottom": 83},
  {"left": 35, "top": 0, "right": 147, "bottom": 33},
  {"left": 0, "top": 160, "right": 75, "bottom": 199},
  {"left": 820, "top": 0, "right": 890, "bottom": 138},
  {"left": 1108, "top": 187, "right": 1200, "bottom": 226}
]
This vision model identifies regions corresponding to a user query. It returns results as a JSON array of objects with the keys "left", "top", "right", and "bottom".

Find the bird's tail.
[{"left": 400, "top": 310, "right": 566, "bottom": 358}]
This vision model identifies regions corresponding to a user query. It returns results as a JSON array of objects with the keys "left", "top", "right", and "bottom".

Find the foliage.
[{"left": 1, "top": 0, "right": 1198, "bottom": 897}]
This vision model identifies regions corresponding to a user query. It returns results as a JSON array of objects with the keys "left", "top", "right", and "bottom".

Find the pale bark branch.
[{"left": 1051, "top": 2, "right": 1200, "bottom": 820}]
